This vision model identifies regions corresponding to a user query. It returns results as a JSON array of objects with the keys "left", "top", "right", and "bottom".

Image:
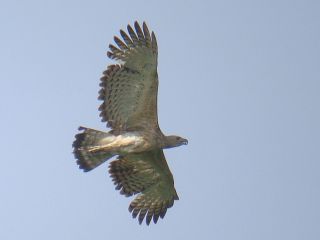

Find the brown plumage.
[{"left": 72, "top": 21, "right": 187, "bottom": 225}]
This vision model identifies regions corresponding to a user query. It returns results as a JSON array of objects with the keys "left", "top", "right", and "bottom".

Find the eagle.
[{"left": 73, "top": 21, "right": 188, "bottom": 225}]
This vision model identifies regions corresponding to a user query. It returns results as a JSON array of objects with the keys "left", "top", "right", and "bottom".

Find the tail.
[{"left": 73, "top": 126, "right": 115, "bottom": 172}]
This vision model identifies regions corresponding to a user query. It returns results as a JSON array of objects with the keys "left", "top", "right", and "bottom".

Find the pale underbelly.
[{"left": 97, "top": 132, "right": 151, "bottom": 154}]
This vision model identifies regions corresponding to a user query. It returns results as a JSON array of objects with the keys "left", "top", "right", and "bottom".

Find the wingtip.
[
  {"left": 138, "top": 216, "right": 144, "bottom": 225},
  {"left": 142, "top": 22, "right": 149, "bottom": 33},
  {"left": 106, "top": 51, "right": 113, "bottom": 59},
  {"left": 159, "top": 207, "right": 167, "bottom": 219},
  {"left": 132, "top": 208, "right": 139, "bottom": 219},
  {"left": 78, "top": 126, "right": 86, "bottom": 131},
  {"left": 151, "top": 31, "right": 156, "bottom": 39},
  {"left": 153, "top": 214, "right": 160, "bottom": 224},
  {"left": 128, "top": 205, "right": 134, "bottom": 212},
  {"left": 146, "top": 215, "right": 152, "bottom": 225},
  {"left": 127, "top": 23, "right": 131, "bottom": 29}
]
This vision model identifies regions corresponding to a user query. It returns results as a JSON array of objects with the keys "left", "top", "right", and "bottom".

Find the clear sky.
[{"left": 1, "top": 0, "right": 319, "bottom": 239}]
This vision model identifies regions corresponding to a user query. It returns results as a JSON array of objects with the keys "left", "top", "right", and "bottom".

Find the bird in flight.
[{"left": 73, "top": 21, "right": 188, "bottom": 225}]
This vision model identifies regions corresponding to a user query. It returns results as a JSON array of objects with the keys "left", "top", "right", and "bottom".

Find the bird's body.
[
  {"left": 87, "top": 130, "right": 152, "bottom": 154},
  {"left": 73, "top": 21, "right": 187, "bottom": 225}
]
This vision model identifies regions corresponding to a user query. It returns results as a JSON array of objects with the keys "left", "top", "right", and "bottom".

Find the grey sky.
[{"left": 1, "top": 0, "right": 319, "bottom": 239}]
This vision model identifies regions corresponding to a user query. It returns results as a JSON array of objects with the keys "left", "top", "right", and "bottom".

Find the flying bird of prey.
[{"left": 73, "top": 21, "right": 188, "bottom": 225}]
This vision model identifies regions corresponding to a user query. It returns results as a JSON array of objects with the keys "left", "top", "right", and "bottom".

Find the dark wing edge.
[
  {"left": 107, "top": 21, "right": 158, "bottom": 62},
  {"left": 108, "top": 149, "right": 179, "bottom": 225},
  {"left": 98, "top": 21, "right": 159, "bottom": 131},
  {"left": 98, "top": 64, "right": 121, "bottom": 128}
]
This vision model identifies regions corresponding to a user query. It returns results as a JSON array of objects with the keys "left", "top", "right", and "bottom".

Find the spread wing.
[
  {"left": 109, "top": 149, "right": 179, "bottom": 225},
  {"left": 99, "top": 21, "right": 159, "bottom": 131}
]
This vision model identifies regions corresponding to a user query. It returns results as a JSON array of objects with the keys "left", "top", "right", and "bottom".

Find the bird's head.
[{"left": 164, "top": 135, "right": 188, "bottom": 149}]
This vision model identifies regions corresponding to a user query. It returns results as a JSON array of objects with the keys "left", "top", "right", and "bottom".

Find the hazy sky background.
[{"left": 1, "top": 0, "right": 319, "bottom": 239}]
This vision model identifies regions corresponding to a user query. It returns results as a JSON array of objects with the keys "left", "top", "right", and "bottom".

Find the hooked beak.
[{"left": 182, "top": 138, "right": 188, "bottom": 145}]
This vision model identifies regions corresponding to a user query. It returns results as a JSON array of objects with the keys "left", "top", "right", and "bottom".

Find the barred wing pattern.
[
  {"left": 99, "top": 22, "right": 159, "bottom": 131},
  {"left": 73, "top": 22, "right": 183, "bottom": 225},
  {"left": 109, "top": 149, "right": 179, "bottom": 225}
]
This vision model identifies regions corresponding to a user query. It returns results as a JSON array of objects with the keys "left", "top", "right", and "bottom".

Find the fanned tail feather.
[{"left": 73, "top": 127, "right": 115, "bottom": 172}]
